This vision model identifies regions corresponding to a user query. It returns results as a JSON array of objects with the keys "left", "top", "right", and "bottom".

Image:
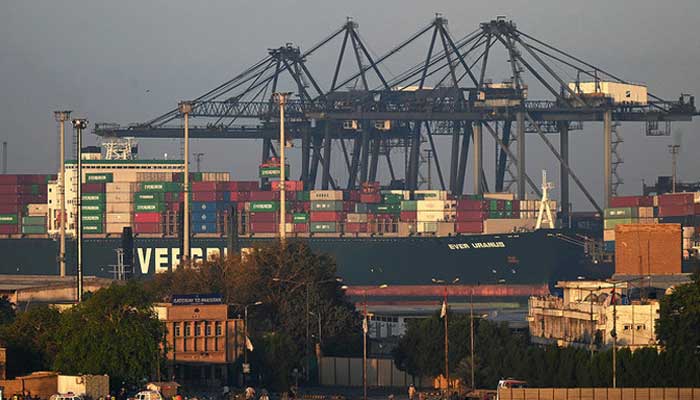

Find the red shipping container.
[
  {"left": 134, "top": 212, "right": 162, "bottom": 223},
  {"left": 695, "top": 204, "right": 700, "bottom": 215},
  {"left": 249, "top": 222, "right": 277, "bottom": 233},
  {"left": 0, "top": 185, "right": 21, "bottom": 194},
  {"left": 360, "top": 193, "right": 381, "bottom": 204},
  {"left": 658, "top": 193, "right": 694, "bottom": 206},
  {"left": 347, "top": 190, "right": 361, "bottom": 202},
  {"left": 20, "top": 175, "right": 54, "bottom": 184},
  {"left": 271, "top": 180, "right": 303, "bottom": 191},
  {"left": 310, "top": 211, "right": 344, "bottom": 222},
  {"left": 82, "top": 183, "right": 106, "bottom": 193},
  {"left": 0, "top": 176, "right": 19, "bottom": 185},
  {"left": 223, "top": 181, "right": 259, "bottom": 192},
  {"left": 134, "top": 223, "right": 162, "bottom": 234},
  {"left": 0, "top": 204, "right": 20, "bottom": 213},
  {"left": 610, "top": 196, "right": 654, "bottom": 207},
  {"left": 0, "top": 225, "right": 19, "bottom": 234},
  {"left": 343, "top": 202, "right": 356, "bottom": 212},
  {"left": 293, "top": 223, "right": 308, "bottom": 233},
  {"left": 657, "top": 204, "right": 694, "bottom": 217},
  {"left": 249, "top": 212, "right": 278, "bottom": 223},
  {"left": 192, "top": 191, "right": 223, "bottom": 202},
  {"left": 249, "top": 191, "right": 279, "bottom": 201},
  {"left": 456, "top": 200, "right": 486, "bottom": 210},
  {"left": 228, "top": 192, "right": 251, "bottom": 202},
  {"left": 513, "top": 200, "right": 520, "bottom": 211},
  {"left": 166, "top": 202, "right": 181, "bottom": 212},
  {"left": 0, "top": 195, "right": 18, "bottom": 204},
  {"left": 400, "top": 211, "right": 417, "bottom": 221},
  {"left": 455, "top": 210, "right": 487, "bottom": 221},
  {"left": 345, "top": 222, "right": 368, "bottom": 233},
  {"left": 455, "top": 221, "right": 483, "bottom": 233},
  {"left": 192, "top": 181, "right": 218, "bottom": 192}
]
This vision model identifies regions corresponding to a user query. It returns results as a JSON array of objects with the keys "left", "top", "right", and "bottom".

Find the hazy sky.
[{"left": 1, "top": 0, "right": 698, "bottom": 210}]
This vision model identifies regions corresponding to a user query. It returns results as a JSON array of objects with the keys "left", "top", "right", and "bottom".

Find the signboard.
[{"left": 171, "top": 293, "right": 223, "bottom": 306}]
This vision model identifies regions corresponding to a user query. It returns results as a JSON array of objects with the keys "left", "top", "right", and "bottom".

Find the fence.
[{"left": 498, "top": 388, "right": 700, "bottom": 400}]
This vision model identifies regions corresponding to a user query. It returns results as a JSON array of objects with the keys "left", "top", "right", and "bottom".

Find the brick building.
[{"left": 156, "top": 296, "right": 245, "bottom": 386}]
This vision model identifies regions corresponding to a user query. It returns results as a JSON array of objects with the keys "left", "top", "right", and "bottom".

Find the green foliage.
[
  {"left": 0, "top": 305, "right": 61, "bottom": 377},
  {"left": 248, "top": 332, "right": 300, "bottom": 391},
  {"left": 0, "top": 295, "right": 15, "bottom": 325},
  {"left": 53, "top": 282, "right": 165, "bottom": 389},
  {"left": 148, "top": 240, "right": 361, "bottom": 386},
  {"left": 656, "top": 276, "right": 700, "bottom": 351},
  {"left": 394, "top": 312, "right": 700, "bottom": 388}
]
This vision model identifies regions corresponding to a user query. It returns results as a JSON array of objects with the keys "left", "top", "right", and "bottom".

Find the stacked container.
[
  {"left": 81, "top": 186, "right": 106, "bottom": 234},
  {"left": 0, "top": 175, "right": 52, "bottom": 235},
  {"left": 106, "top": 182, "right": 135, "bottom": 234}
]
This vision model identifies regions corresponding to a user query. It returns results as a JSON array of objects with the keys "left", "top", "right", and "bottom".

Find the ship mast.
[{"left": 536, "top": 170, "right": 555, "bottom": 229}]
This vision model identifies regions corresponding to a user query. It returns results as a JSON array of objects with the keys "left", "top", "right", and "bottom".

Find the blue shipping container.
[
  {"left": 192, "top": 212, "right": 217, "bottom": 222},
  {"left": 604, "top": 241, "right": 615, "bottom": 252},
  {"left": 193, "top": 222, "right": 218, "bottom": 233},
  {"left": 192, "top": 202, "right": 218, "bottom": 212}
]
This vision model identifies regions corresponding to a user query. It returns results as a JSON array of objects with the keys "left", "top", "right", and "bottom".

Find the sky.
[{"left": 1, "top": 0, "right": 699, "bottom": 211}]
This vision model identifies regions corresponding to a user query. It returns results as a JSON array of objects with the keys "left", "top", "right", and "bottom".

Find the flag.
[
  {"left": 245, "top": 335, "right": 254, "bottom": 352},
  {"left": 440, "top": 300, "right": 447, "bottom": 318}
]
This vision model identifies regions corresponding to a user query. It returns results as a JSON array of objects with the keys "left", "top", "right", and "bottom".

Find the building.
[
  {"left": 0, "top": 347, "right": 6, "bottom": 380},
  {"left": 155, "top": 295, "right": 245, "bottom": 387},
  {"left": 528, "top": 280, "right": 660, "bottom": 350}
]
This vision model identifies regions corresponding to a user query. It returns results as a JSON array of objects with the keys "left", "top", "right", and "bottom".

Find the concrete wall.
[
  {"left": 319, "top": 357, "right": 431, "bottom": 388},
  {"left": 0, "top": 372, "right": 58, "bottom": 399},
  {"left": 57, "top": 375, "right": 110, "bottom": 400},
  {"left": 499, "top": 387, "right": 700, "bottom": 400}
]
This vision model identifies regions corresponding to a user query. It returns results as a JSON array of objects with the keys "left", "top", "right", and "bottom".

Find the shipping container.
[
  {"left": 82, "top": 224, "right": 104, "bottom": 234},
  {"left": 346, "top": 213, "right": 368, "bottom": 223},
  {"left": 604, "top": 207, "right": 639, "bottom": 219},
  {"left": 250, "top": 201, "right": 279, "bottom": 212},
  {"left": 456, "top": 199, "right": 486, "bottom": 211},
  {"left": 106, "top": 182, "right": 136, "bottom": 193},
  {"left": 310, "top": 211, "right": 344, "bottom": 222},
  {"left": 293, "top": 213, "right": 309, "bottom": 223},
  {"left": 455, "top": 221, "right": 483, "bottom": 233},
  {"left": 345, "top": 222, "right": 368, "bottom": 233},
  {"left": 354, "top": 203, "right": 369, "bottom": 213},
  {"left": 310, "top": 222, "right": 338, "bottom": 233},
  {"left": 296, "top": 191, "right": 311, "bottom": 202},
  {"left": 293, "top": 223, "right": 308, "bottom": 233},
  {"left": 455, "top": 210, "right": 487, "bottom": 221},
  {"left": 85, "top": 173, "right": 113, "bottom": 183},
  {"left": 369, "top": 204, "right": 402, "bottom": 214},
  {"left": 416, "top": 200, "right": 453, "bottom": 211},
  {"left": 134, "top": 212, "right": 161, "bottom": 224},
  {"left": 201, "top": 172, "right": 231, "bottom": 182},
  {"left": 133, "top": 223, "right": 162, "bottom": 234},
  {"left": 414, "top": 190, "right": 448, "bottom": 200},
  {"left": 192, "top": 212, "right": 217, "bottom": 222},
  {"left": 1, "top": 214, "right": 20, "bottom": 225},
  {"left": 134, "top": 203, "right": 165, "bottom": 212},
  {"left": 139, "top": 182, "right": 182, "bottom": 192},
  {"left": 603, "top": 218, "right": 636, "bottom": 230},
  {"left": 310, "top": 190, "right": 344, "bottom": 201},
  {"left": 0, "top": 225, "right": 18, "bottom": 234},
  {"left": 135, "top": 192, "right": 165, "bottom": 202},
  {"left": 21, "top": 216, "right": 46, "bottom": 226},
  {"left": 483, "top": 192, "right": 515, "bottom": 201},
  {"left": 249, "top": 191, "right": 280, "bottom": 201},
  {"left": 615, "top": 224, "right": 681, "bottom": 274},
  {"left": 359, "top": 193, "right": 381, "bottom": 203},
  {"left": 657, "top": 204, "right": 694, "bottom": 217},
  {"left": 249, "top": 222, "right": 277, "bottom": 233},
  {"left": 105, "top": 213, "right": 132, "bottom": 223},
  {"left": 191, "top": 181, "right": 219, "bottom": 192},
  {"left": 136, "top": 172, "right": 173, "bottom": 182},
  {"left": 610, "top": 196, "right": 653, "bottom": 208},
  {"left": 26, "top": 203, "right": 48, "bottom": 216},
  {"left": 220, "top": 181, "right": 259, "bottom": 192},
  {"left": 21, "top": 225, "right": 47, "bottom": 234},
  {"left": 382, "top": 193, "right": 403, "bottom": 204},
  {"left": 193, "top": 222, "right": 218, "bottom": 233},
  {"left": 311, "top": 200, "right": 344, "bottom": 211},
  {"left": 81, "top": 183, "right": 106, "bottom": 193},
  {"left": 603, "top": 229, "right": 615, "bottom": 242},
  {"left": 399, "top": 211, "right": 417, "bottom": 221},
  {"left": 271, "top": 180, "right": 304, "bottom": 191},
  {"left": 657, "top": 193, "right": 694, "bottom": 206},
  {"left": 568, "top": 81, "right": 648, "bottom": 105},
  {"left": 81, "top": 193, "right": 106, "bottom": 204}
]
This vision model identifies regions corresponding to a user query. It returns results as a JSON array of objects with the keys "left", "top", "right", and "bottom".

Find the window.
[
  {"left": 174, "top": 323, "right": 181, "bottom": 337},
  {"left": 636, "top": 324, "right": 646, "bottom": 331},
  {"left": 205, "top": 322, "right": 212, "bottom": 336},
  {"left": 215, "top": 322, "right": 223, "bottom": 336},
  {"left": 194, "top": 322, "right": 201, "bottom": 336},
  {"left": 184, "top": 323, "right": 191, "bottom": 337}
]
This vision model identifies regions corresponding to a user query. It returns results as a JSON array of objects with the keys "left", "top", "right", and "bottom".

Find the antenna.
[{"left": 668, "top": 144, "right": 680, "bottom": 193}]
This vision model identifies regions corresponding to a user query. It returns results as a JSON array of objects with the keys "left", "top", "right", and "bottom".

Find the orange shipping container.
[{"left": 614, "top": 223, "right": 681, "bottom": 275}]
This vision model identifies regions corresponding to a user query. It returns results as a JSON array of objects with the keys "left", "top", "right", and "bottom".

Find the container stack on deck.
[
  {"left": 604, "top": 193, "right": 700, "bottom": 257},
  {"left": 0, "top": 174, "right": 53, "bottom": 235}
]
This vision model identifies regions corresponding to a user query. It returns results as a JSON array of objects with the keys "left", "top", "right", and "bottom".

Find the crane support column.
[
  {"left": 559, "top": 121, "right": 570, "bottom": 223},
  {"left": 516, "top": 111, "right": 526, "bottom": 199},
  {"left": 449, "top": 122, "right": 460, "bottom": 193},
  {"left": 321, "top": 122, "right": 332, "bottom": 189},
  {"left": 473, "top": 122, "right": 483, "bottom": 195},
  {"left": 360, "top": 125, "right": 371, "bottom": 184},
  {"left": 604, "top": 110, "right": 613, "bottom": 208},
  {"left": 456, "top": 122, "right": 472, "bottom": 195}
]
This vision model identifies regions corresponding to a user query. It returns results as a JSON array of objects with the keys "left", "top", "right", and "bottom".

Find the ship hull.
[{"left": 1, "top": 230, "right": 612, "bottom": 291}]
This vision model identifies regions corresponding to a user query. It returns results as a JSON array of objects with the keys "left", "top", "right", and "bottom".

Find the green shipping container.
[
  {"left": 603, "top": 218, "right": 637, "bottom": 230},
  {"left": 355, "top": 203, "right": 369, "bottom": 213},
  {"left": 135, "top": 192, "right": 165, "bottom": 202},
  {"left": 22, "top": 225, "right": 47, "bottom": 234},
  {"left": 293, "top": 213, "right": 309, "bottom": 223},
  {"left": 382, "top": 194, "right": 403, "bottom": 204},
  {"left": 489, "top": 200, "right": 499, "bottom": 210},
  {"left": 296, "top": 191, "right": 311, "bottom": 201},
  {"left": 504, "top": 200, "right": 513, "bottom": 211},
  {"left": 134, "top": 203, "right": 165, "bottom": 212},
  {"left": 139, "top": 182, "right": 182, "bottom": 192},
  {"left": 85, "top": 173, "right": 113, "bottom": 183},
  {"left": 259, "top": 166, "right": 290, "bottom": 178},
  {"left": 81, "top": 214, "right": 104, "bottom": 223},
  {"left": 604, "top": 207, "right": 638, "bottom": 219},
  {"left": 250, "top": 201, "right": 280, "bottom": 212},
  {"left": 0, "top": 214, "right": 18, "bottom": 225},
  {"left": 311, "top": 201, "right": 344, "bottom": 211},
  {"left": 81, "top": 204, "right": 104, "bottom": 214},
  {"left": 82, "top": 224, "right": 104, "bottom": 234},
  {"left": 401, "top": 201, "right": 417, "bottom": 211},
  {"left": 22, "top": 216, "right": 46, "bottom": 226},
  {"left": 489, "top": 211, "right": 506, "bottom": 219},
  {"left": 310, "top": 222, "right": 337, "bottom": 233},
  {"left": 30, "top": 184, "right": 41, "bottom": 195},
  {"left": 370, "top": 204, "right": 401, "bottom": 214},
  {"left": 82, "top": 193, "right": 106, "bottom": 203}
]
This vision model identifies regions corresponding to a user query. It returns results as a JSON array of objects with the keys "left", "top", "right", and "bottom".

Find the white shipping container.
[
  {"left": 310, "top": 190, "right": 344, "bottom": 201},
  {"left": 106, "top": 193, "right": 133, "bottom": 203},
  {"left": 136, "top": 172, "right": 173, "bottom": 182},
  {"left": 202, "top": 172, "right": 230, "bottom": 182},
  {"left": 568, "top": 81, "right": 648, "bottom": 105},
  {"left": 106, "top": 213, "right": 133, "bottom": 223},
  {"left": 106, "top": 202, "right": 133, "bottom": 213},
  {"left": 483, "top": 218, "right": 536, "bottom": 234},
  {"left": 27, "top": 203, "right": 48, "bottom": 216},
  {"left": 106, "top": 182, "right": 136, "bottom": 193},
  {"left": 416, "top": 200, "right": 454, "bottom": 211},
  {"left": 347, "top": 213, "right": 368, "bottom": 223},
  {"left": 416, "top": 211, "right": 451, "bottom": 222},
  {"left": 417, "top": 221, "right": 438, "bottom": 233},
  {"left": 483, "top": 192, "right": 515, "bottom": 201},
  {"left": 414, "top": 190, "right": 448, "bottom": 200},
  {"left": 111, "top": 170, "right": 140, "bottom": 183},
  {"left": 638, "top": 207, "right": 654, "bottom": 218}
]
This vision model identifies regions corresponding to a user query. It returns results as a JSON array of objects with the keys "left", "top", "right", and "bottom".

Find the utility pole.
[
  {"left": 238, "top": 300, "right": 263, "bottom": 385},
  {"left": 193, "top": 152, "right": 204, "bottom": 173},
  {"left": 179, "top": 102, "right": 192, "bottom": 264},
  {"left": 72, "top": 118, "right": 87, "bottom": 303},
  {"left": 470, "top": 287, "right": 475, "bottom": 390},
  {"left": 612, "top": 281, "right": 618, "bottom": 388},
  {"left": 54, "top": 111, "right": 71, "bottom": 277},
  {"left": 668, "top": 144, "right": 680, "bottom": 193}
]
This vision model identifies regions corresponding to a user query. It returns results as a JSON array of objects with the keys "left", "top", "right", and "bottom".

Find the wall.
[
  {"left": 0, "top": 372, "right": 58, "bottom": 399},
  {"left": 615, "top": 224, "right": 681, "bottom": 275},
  {"left": 0, "top": 347, "right": 6, "bottom": 380},
  {"left": 57, "top": 375, "right": 110, "bottom": 400},
  {"left": 319, "top": 357, "right": 431, "bottom": 388},
  {"left": 498, "top": 387, "right": 700, "bottom": 400}
]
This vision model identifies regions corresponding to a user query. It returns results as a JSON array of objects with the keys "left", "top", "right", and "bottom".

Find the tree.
[
  {"left": 53, "top": 281, "right": 165, "bottom": 389},
  {"left": 0, "top": 305, "right": 61, "bottom": 377},
  {"left": 656, "top": 274, "right": 700, "bottom": 351},
  {"left": 0, "top": 295, "right": 15, "bottom": 325},
  {"left": 148, "top": 240, "right": 361, "bottom": 385}
]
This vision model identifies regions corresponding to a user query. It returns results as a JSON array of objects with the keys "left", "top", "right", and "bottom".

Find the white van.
[
  {"left": 134, "top": 391, "right": 163, "bottom": 400},
  {"left": 50, "top": 394, "right": 84, "bottom": 400}
]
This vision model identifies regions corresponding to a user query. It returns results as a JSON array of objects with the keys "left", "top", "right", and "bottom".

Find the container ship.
[{"left": 0, "top": 149, "right": 618, "bottom": 296}]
